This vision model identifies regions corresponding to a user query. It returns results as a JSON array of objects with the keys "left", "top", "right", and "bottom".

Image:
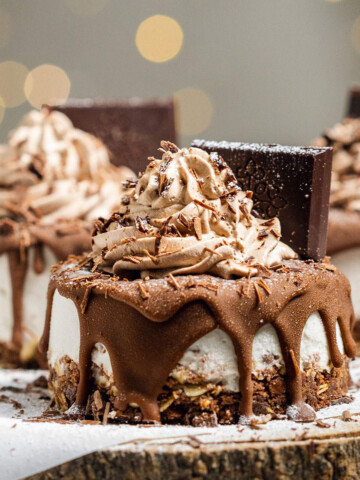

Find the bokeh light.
[
  {"left": 352, "top": 17, "right": 360, "bottom": 54},
  {"left": 24, "top": 64, "right": 71, "bottom": 109},
  {"left": 0, "top": 9, "right": 12, "bottom": 48},
  {"left": 174, "top": 87, "right": 213, "bottom": 136},
  {"left": 136, "top": 15, "right": 183, "bottom": 63},
  {"left": 0, "top": 97, "right": 5, "bottom": 125},
  {"left": 64, "top": 0, "right": 108, "bottom": 17},
  {"left": 0, "top": 61, "right": 28, "bottom": 108}
]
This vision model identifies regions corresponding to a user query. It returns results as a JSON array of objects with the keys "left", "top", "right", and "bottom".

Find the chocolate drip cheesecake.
[
  {"left": 0, "top": 109, "right": 134, "bottom": 366},
  {"left": 40, "top": 142, "right": 356, "bottom": 425},
  {"left": 313, "top": 119, "right": 360, "bottom": 336}
]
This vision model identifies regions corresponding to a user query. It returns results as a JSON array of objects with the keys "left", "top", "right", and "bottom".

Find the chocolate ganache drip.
[
  {"left": 41, "top": 259, "right": 356, "bottom": 423},
  {"left": 41, "top": 142, "right": 357, "bottom": 423},
  {"left": 0, "top": 109, "right": 134, "bottom": 351}
]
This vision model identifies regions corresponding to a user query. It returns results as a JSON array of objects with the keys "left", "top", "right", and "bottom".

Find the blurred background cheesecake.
[{"left": 0, "top": 108, "right": 135, "bottom": 366}]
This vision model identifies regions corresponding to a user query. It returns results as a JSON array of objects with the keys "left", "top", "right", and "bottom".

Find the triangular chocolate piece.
[{"left": 192, "top": 139, "right": 332, "bottom": 261}]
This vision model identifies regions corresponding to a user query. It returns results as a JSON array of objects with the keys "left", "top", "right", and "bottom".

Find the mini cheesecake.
[
  {"left": 0, "top": 109, "right": 134, "bottom": 366},
  {"left": 41, "top": 142, "right": 356, "bottom": 425},
  {"left": 313, "top": 119, "right": 360, "bottom": 337}
]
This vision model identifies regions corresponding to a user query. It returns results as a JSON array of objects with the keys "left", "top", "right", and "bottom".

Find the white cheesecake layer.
[
  {"left": 332, "top": 247, "right": 360, "bottom": 320},
  {"left": 0, "top": 247, "right": 57, "bottom": 348},
  {"left": 48, "top": 290, "right": 344, "bottom": 392}
]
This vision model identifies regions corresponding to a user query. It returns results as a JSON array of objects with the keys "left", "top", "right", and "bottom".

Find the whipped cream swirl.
[
  {"left": 91, "top": 142, "right": 295, "bottom": 279},
  {"left": 0, "top": 109, "right": 134, "bottom": 223},
  {"left": 313, "top": 118, "right": 360, "bottom": 212}
]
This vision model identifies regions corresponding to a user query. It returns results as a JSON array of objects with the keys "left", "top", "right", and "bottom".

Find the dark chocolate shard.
[
  {"left": 49, "top": 98, "right": 177, "bottom": 173},
  {"left": 191, "top": 140, "right": 333, "bottom": 261},
  {"left": 347, "top": 85, "right": 360, "bottom": 118}
]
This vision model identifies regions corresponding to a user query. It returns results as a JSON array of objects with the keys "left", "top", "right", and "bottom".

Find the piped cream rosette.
[
  {"left": 91, "top": 142, "right": 295, "bottom": 279},
  {"left": 0, "top": 109, "right": 134, "bottom": 222}
]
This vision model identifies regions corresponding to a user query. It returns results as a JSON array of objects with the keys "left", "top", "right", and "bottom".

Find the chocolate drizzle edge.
[
  {"left": 0, "top": 222, "right": 91, "bottom": 350},
  {"left": 39, "top": 259, "right": 357, "bottom": 422}
]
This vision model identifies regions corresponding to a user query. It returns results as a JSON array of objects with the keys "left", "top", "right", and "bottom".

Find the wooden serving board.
[{"left": 2, "top": 361, "right": 360, "bottom": 480}]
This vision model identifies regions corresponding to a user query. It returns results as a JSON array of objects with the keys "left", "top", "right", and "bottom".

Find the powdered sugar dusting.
[{"left": 1, "top": 360, "right": 360, "bottom": 479}]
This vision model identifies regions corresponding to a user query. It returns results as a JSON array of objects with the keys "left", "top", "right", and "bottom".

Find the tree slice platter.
[{"left": 2, "top": 361, "right": 360, "bottom": 480}]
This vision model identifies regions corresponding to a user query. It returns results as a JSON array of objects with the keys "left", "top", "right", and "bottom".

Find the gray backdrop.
[{"left": 1, "top": 0, "right": 360, "bottom": 147}]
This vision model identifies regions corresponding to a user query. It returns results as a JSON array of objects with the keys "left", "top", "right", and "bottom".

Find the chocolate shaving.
[
  {"left": 257, "top": 278, "right": 271, "bottom": 296},
  {"left": 80, "top": 286, "right": 93, "bottom": 314},
  {"left": 203, "top": 247, "right": 221, "bottom": 256},
  {"left": 316, "top": 419, "right": 330, "bottom": 428},
  {"left": 261, "top": 219, "right": 276, "bottom": 227},
  {"left": 193, "top": 218, "right": 202, "bottom": 240},
  {"left": 289, "top": 349, "right": 301, "bottom": 376},
  {"left": 92, "top": 218, "right": 106, "bottom": 236},
  {"left": 120, "top": 237, "right": 137, "bottom": 245},
  {"left": 253, "top": 282, "right": 264, "bottom": 303},
  {"left": 138, "top": 282, "right": 150, "bottom": 300},
  {"left": 193, "top": 199, "right": 217, "bottom": 213},
  {"left": 160, "top": 140, "right": 179, "bottom": 153},
  {"left": 122, "top": 178, "right": 138, "bottom": 189},
  {"left": 122, "top": 255, "right": 142, "bottom": 264},
  {"left": 70, "top": 274, "right": 96, "bottom": 282},
  {"left": 270, "top": 229, "right": 281, "bottom": 239},
  {"left": 142, "top": 249, "right": 159, "bottom": 264},
  {"left": 196, "top": 281, "right": 218, "bottom": 293},
  {"left": 258, "top": 230, "right": 269, "bottom": 240},
  {"left": 238, "top": 281, "right": 251, "bottom": 297},
  {"left": 135, "top": 216, "right": 152, "bottom": 233},
  {"left": 156, "top": 248, "right": 183, "bottom": 258},
  {"left": 178, "top": 213, "right": 190, "bottom": 230},
  {"left": 91, "top": 257, "right": 103, "bottom": 272},
  {"left": 342, "top": 410, "right": 354, "bottom": 422},
  {"left": 168, "top": 273, "right": 180, "bottom": 290}
]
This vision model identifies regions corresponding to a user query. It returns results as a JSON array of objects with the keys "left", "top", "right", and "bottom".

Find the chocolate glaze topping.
[
  {"left": 40, "top": 258, "right": 356, "bottom": 422},
  {"left": 0, "top": 218, "right": 91, "bottom": 347},
  {"left": 0, "top": 108, "right": 134, "bottom": 352}
]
